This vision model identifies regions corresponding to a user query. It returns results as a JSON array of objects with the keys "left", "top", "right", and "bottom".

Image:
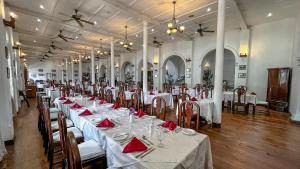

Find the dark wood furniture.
[
  {"left": 151, "top": 96, "right": 167, "bottom": 120},
  {"left": 267, "top": 68, "right": 291, "bottom": 112},
  {"left": 178, "top": 100, "right": 200, "bottom": 131},
  {"left": 26, "top": 85, "right": 37, "bottom": 98}
]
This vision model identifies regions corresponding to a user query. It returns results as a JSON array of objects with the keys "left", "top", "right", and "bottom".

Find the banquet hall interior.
[{"left": 1, "top": 0, "right": 300, "bottom": 169}]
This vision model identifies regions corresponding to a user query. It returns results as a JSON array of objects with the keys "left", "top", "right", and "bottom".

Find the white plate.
[
  {"left": 182, "top": 128, "right": 196, "bottom": 136},
  {"left": 112, "top": 133, "right": 129, "bottom": 141}
]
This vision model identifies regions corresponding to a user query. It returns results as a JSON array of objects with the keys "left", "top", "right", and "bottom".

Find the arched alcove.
[
  {"left": 137, "top": 61, "right": 153, "bottom": 85},
  {"left": 121, "top": 62, "right": 134, "bottom": 82},
  {"left": 99, "top": 65, "right": 106, "bottom": 82},
  {"left": 162, "top": 55, "right": 185, "bottom": 85},
  {"left": 201, "top": 49, "right": 236, "bottom": 89}
]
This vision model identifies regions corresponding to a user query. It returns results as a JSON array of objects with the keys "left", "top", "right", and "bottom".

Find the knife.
[
  {"left": 140, "top": 148, "right": 155, "bottom": 158},
  {"left": 136, "top": 147, "right": 154, "bottom": 158}
]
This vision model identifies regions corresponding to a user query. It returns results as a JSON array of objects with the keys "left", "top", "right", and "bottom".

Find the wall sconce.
[
  {"left": 154, "top": 75, "right": 158, "bottom": 78},
  {"left": 239, "top": 48, "right": 248, "bottom": 57},
  {"left": 115, "top": 63, "right": 119, "bottom": 68},
  {"left": 204, "top": 62, "right": 210, "bottom": 68},
  {"left": 153, "top": 55, "right": 159, "bottom": 64},
  {"left": 185, "top": 58, "right": 191, "bottom": 62},
  {"left": 186, "top": 68, "right": 191, "bottom": 72}
]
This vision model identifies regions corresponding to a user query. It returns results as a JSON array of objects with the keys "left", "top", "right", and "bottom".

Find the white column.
[
  {"left": 78, "top": 54, "right": 82, "bottom": 84},
  {"left": 71, "top": 56, "right": 74, "bottom": 84},
  {"left": 142, "top": 20, "right": 148, "bottom": 93},
  {"left": 65, "top": 58, "right": 68, "bottom": 83},
  {"left": 61, "top": 69, "right": 64, "bottom": 84},
  {"left": 91, "top": 47, "right": 95, "bottom": 84},
  {"left": 110, "top": 37, "right": 115, "bottom": 87},
  {"left": 213, "top": 0, "right": 226, "bottom": 127},
  {"left": 290, "top": 13, "right": 300, "bottom": 122}
]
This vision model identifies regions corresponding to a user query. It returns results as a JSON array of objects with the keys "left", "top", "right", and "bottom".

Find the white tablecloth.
[
  {"left": 57, "top": 97, "right": 213, "bottom": 169},
  {"left": 172, "top": 87, "right": 197, "bottom": 97},
  {"left": 144, "top": 93, "right": 174, "bottom": 108},
  {"left": 223, "top": 91, "right": 256, "bottom": 105},
  {"left": 175, "top": 98, "right": 214, "bottom": 124}
]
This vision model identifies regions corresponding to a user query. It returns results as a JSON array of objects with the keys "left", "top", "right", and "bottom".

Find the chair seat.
[
  {"left": 257, "top": 101, "right": 268, "bottom": 105},
  {"left": 51, "top": 119, "right": 73, "bottom": 130},
  {"left": 78, "top": 140, "right": 105, "bottom": 162},
  {"left": 53, "top": 127, "right": 83, "bottom": 142}
]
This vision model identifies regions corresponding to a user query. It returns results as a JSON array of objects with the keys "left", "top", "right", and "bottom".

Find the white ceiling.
[{"left": 4, "top": 0, "right": 300, "bottom": 63}]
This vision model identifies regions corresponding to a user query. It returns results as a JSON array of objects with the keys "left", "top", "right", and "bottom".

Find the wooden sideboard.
[{"left": 267, "top": 68, "right": 291, "bottom": 112}]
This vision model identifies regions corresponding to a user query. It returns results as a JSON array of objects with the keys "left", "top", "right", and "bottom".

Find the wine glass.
[{"left": 156, "top": 128, "right": 164, "bottom": 147}]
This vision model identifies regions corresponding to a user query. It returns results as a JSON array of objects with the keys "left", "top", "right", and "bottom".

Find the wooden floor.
[{"left": 1, "top": 99, "right": 300, "bottom": 169}]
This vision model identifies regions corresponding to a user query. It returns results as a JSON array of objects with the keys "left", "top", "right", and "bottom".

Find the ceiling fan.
[
  {"left": 63, "top": 9, "right": 94, "bottom": 27},
  {"left": 196, "top": 24, "right": 215, "bottom": 36},
  {"left": 50, "top": 41, "right": 63, "bottom": 50},
  {"left": 46, "top": 47, "right": 56, "bottom": 55},
  {"left": 153, "top": 37, "right": 163, "bottom": 48},
  {"left": 52, "top": 30, "right": 74, "bottom": 42},
  {"left": 125, "top": 47, "right": 135, "bottom": 53}
]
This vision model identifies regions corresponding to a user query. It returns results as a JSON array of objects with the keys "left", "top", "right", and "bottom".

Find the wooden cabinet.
[
  {"left": 26, "top": 85, "right": 37, "bottom": 98},
  {"left": 267, "top": 68, "right": 291, "bottom": 112}
]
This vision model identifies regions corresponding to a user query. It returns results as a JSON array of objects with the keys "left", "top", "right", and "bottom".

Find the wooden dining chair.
[
  {"left": 98, "top": 88, "right": 105, "bottom": 100},
  {"left": 232, "top": 87, "right": 249, "bottom": 114},
  {"left": 106, "top": 89, "right": 114, "bottom": 103},
  {"left": 118, "top": 91, "right": 127, "bottom": 107},
  {"left": 178, "top": 100, "right": 200, "bottom": 131},
  {"left": 151, "top": 96, "right": 167, "bottom": 120},
  {"left": 130, "top": 93, "right": 140, "bottom": 110}
]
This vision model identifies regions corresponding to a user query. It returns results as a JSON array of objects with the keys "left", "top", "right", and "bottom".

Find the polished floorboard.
[{"left": 1, "top": 99, "right": 300, "bottom": 169}]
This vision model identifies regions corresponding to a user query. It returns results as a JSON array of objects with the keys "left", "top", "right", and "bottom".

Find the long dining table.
[{"left": 54, "top": 97, "right": 213, "bottom": 169}]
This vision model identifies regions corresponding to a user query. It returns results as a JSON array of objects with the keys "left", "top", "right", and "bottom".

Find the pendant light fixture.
[
  {"left": 166, "top": 1, "right": 185, "bottom": 35},
  {"left": 120, "top": 25, "right": 133, "bottom": 48},
  {"left": 97, "top": 39, "right": 108, "bottom": 56}
]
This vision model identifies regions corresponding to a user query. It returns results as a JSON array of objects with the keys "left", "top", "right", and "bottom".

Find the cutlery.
[
  {"left": 142, "top": 136, "right": 154, "bottom": 145},
  {"left": 135, "top": 147, "right": 154, "bottom": 158},
  {"left": 120, "top": 136, "right": 133, "bottom": 145},
  {"left": 140, "top": 148, "right": 155, "bottom": 158},
  {"left": 113, "top": 133, "right": 128, "bottom": 139}
]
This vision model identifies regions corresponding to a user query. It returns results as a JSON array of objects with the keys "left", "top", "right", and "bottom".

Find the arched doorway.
[
  {"left": 99, "top": 65, "right": 106, "bottom": 82},
  {"left": 162, "top": 55, "right": 185, "bottom": 85},
  {"left": 121, "top": 62, "right": 134, "bottom": 83},
  {"left": 138, "top": 61, "right": 153, "bottom": 86},
  {"left": 201, "top": 49, "right": 236, "bottom": 89}
]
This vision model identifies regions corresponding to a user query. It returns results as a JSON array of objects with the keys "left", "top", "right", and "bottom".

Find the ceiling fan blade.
[
  {"left": 63, "top": 18, "right": 74, "bottom": 22},
  {"left": 79, "top": 19, "right": 94, "bottom": 25},
  {"left": 60, "top": 36, "right": 69, "bottom": 42},
  {"left": 56, "top": 46, "right": 63, "bottom": 50},
  {"left": 64, "top": 36, "right": 75, "bottom": 40},
  {"left": 203, "top": 30, "right": 215, "bottom": 33},
  {"left": 75, "top": 19, "right": 84, "bottom": 27},
  {"left": 200, "top": 31, "right": 204, "bottom": 36}
]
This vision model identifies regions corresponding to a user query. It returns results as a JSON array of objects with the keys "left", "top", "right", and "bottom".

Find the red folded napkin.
[
  {"left": 134, "top": 109, "right": 145, "bottom": 118},
  {"left": 122, "top": 137, "right": 148, "bottom": 153},
  {"left": 99, "top": 99, "right": 107, "bottom": 104},
  {"left": 250, "top": 92, "right": 257, "bottom": 95},
  {"left": 200, "top": 94, "right": 204, "bottom": 100},
  {"left": 161, "top": 121, "right": 177, "bottom": 131},
  {"left": 63, "top": 99, "right": 73, "bottom": 104},
  {"left": 130, "top": 89, "right": 135, "bottom": 92},
  {"left": 71, "top": 103, "right": 82, "bottom": 109},
  {"left": 89, "top": 96, "right": 95, "bottom": 101},
  {"left": 111, "top": 87, "right": 115, "bottom": 89},
  {"left": 191, "top": 97, "right": 198, "bottom": 101},
  {"left": 111, "top": 103, "right": 121, "bottom": 109},
  {"left": 59, "top": 96, "right": 66, "bottom": 100},
  {"left": 96, "top": 118, "right": 115, "bottom": 128},
  {"left": 149, "top": 92, "right": 155, "bottom": 95},
  {"left": 79, "top": 109, "right": 93, "bottom": 116}
]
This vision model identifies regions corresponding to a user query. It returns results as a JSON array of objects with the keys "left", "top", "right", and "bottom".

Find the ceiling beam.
[
  {"left": 5, "top": 2, "right": 148, "bottom": 46},
  {"left": 227, "top": 0, "right": 247, "bottom": 29}
]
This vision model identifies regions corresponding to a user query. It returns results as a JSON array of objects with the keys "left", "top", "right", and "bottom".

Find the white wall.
[{"left": 247, "top": 18, "right": 295, "bottom": 101}]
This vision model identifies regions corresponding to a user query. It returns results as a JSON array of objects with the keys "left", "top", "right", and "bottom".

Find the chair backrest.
[
  {"left": 195, "top": 84, "right": 203, "bottom": 96},
  {"left": 179, "top": 83, "right": 188, "bottom": 93},
  {"left": 201, "top": 88, "right": 209, "bottom": 99},
  {"left": 106, "top": 89, "right": 114, "bottom": 103},
  {"left": 66, "top": 132, "right": 82, "bottom": 169},
  {"left": 58, "top": 112, "right": 68, "bottom": 164},
  {"left": 118, "top": 91, "right": 126, "bottom": 107},
  {"left": 130, "top": 93, "right": 140, "bottom": 110},
  {"left": 43, "top": 104, "right": 56, "bottom": 156},
  {"left": 162, "top": 83, "right": 171, "bottom": 93},
  {"left": 178, "top": 100, "right": 200, "bottom": 131},
  {"left": 233, "top": 87, "right": 247, "bottom": 103},
  {"left": 98, "top": 88, "right": 105, "bottom": 100},
  {"left": 151, "top": 96, "right": 167, "bottom": 120}
]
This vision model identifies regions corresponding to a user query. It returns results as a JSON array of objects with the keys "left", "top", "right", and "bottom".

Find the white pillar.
[
  {"left": 213, "top": 0, "right": 226, "bottom": 127},
  {"left": 143, "top": 20, "right": 148, "bottom": 93},
  {"left": 61, "top": 69, "right": 64, "bottom": 84},
  {"left": 110, "top": 37, "right": 115, "bottom": 87},
  {"left": 91, "top": 47, "right": 95, "bottom": 84},
  {"left": 71, "top": 56, "right": 74, "bottom": 84},
  {"left": 65, "top": 58, "right": 68, "bottom": 83},
  {"left": 78, "top": 54, "right": 82, "bottom": 84},
  {"left": 290, "top": 13, "right": 300, "bottom": 122}
]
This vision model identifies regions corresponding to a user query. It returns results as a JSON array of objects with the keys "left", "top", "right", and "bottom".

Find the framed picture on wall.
[
  {"left": 38, "top": 69, "right": 43, "bottom": 72},
  {"left": 74, "top": 70, "right": 78, "bottom": 73},
  {"left": 238, "top": 73, "right": 247, "bottom": 78},
  {"left": 239, "top": 65, "right": 247, "bottom": 70},
  {"left": 38, "top": 73, "right": 44, "bottom": 76},
  {"left": 6, "top": 67, "right": 10, "bottom": 79},
  {"left": 5, "top": 46, "right": 9, "bottom": 59},
  {"left": 31, "top": 73, "right": 37, "bottom": 78},
  {"left": 51, "top": 69, "right": 56, "bottom": 72}
]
